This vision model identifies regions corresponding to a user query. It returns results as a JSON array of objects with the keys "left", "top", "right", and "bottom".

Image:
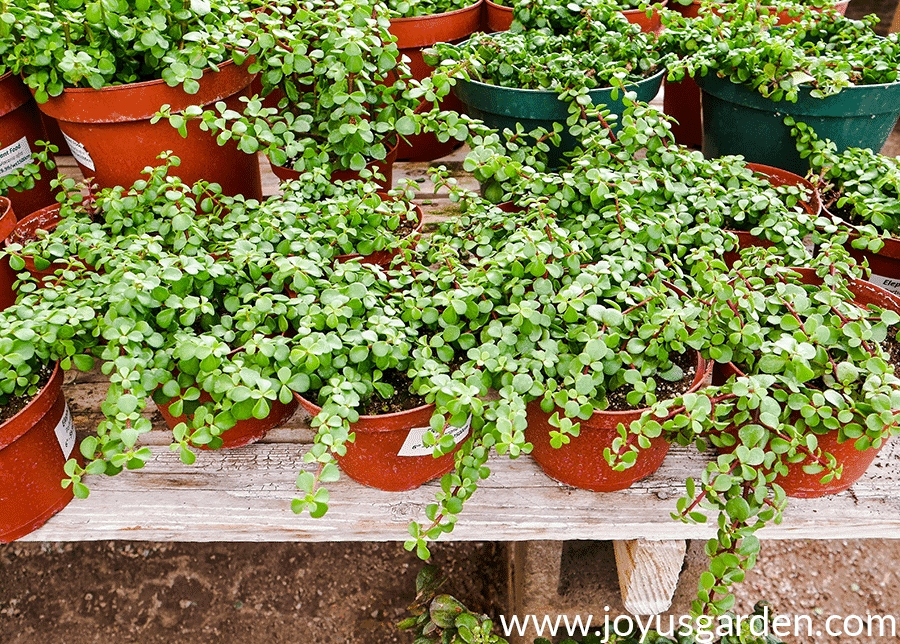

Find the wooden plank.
[
  {"left": 614, "top": 539, "right": 687, "bottom": 615},
  {"left": 19, "top": 437, "right": 900, "bottom": 542}
]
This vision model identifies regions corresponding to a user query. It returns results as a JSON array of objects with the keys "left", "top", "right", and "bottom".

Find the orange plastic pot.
[
  {"left": 525, "top": 354, "right": 711, "bottom": 492},
  {"left": 156, "top": 381, "right": 299, "bottom": 450},
  {"left": 483, "top": 0, "right": 513, "bottom": 31},
  {"left": 483, "top": 0, "right": 665, "bottom": 33},
  {"left": 0, "top": 73, "right": 57, "bottom": 219},
  {"left": 270, "top": 137, "right": 400, "bottom": 190},
  {"left": 621, "top": 0, "right": 667, "bottom": 32},
  {"left": 0, "top": 363, "right": 77, "bottom": 542},
  {"left": 746, "top": 162, "right": 822, "bottom": 216},
  {"left": 334, "top": 203, "right": 425, "bottom": 267},
  {"left": 719, "top": 163, "right": 821, "bottom": 266},
  {"left": 294, "top": 392, "right": 472, "bottom": 491},
  {"left": 663, "top": 0, "right": 850, "bottom": 148},
  {"left": 1, "top": 203, "right": 95, "bottom": 288},
  {"left": 840, "top": 228, "right": 900, "bottom": 297},
  {"left": 0, "top": 196, "right": 16, "bottom": 311},
  {"left": 33, "top": 61, "right": 262, "bottom": 200},
  {"left": 389, "top": 1, "right": 482, "bottom": 161},
  {"left": 717, "top": 268, "right": 899, "bottom": 497}
]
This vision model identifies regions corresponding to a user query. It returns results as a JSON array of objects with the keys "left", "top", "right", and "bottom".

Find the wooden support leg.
[{"left": 614, "top": 539, "right": 687, "bottom": 616}]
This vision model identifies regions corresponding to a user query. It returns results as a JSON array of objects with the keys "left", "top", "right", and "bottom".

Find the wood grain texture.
[
  {"left": 614, "top": 539, "right": 687, "bottom": 615},
  {"left": 20, "top": 437, "right": 900, "bottom": 542},
  {"left": 33, "top": 152, "right": 900, "bottom": 544}
]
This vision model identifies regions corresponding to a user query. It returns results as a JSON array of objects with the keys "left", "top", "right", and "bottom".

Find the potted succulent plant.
[
  {"left": 610, "top": 249, "right": 900, "bottom": 614},
  {"left": 387, "top": 0, "right": 484, "bottom": 161},
  {"left": 486, "top": 0, "right": 669, "bottom": 33},
  {"left": 9, "top": 0, "right": 265, "bottom": 199},
  {"left": 0, "top": 354, "right": 76, "bottom": 543},
  {"left": 428, "top": 0, "right": 666, "bottom": 166},
  {"left": 659, "top": 4, "right": 900, "bottom": 174},
  {"left": 790, "top": 117, "right": 900, "bottom": 294},
  {"left": 662, "top": 0, "right": 852, "bottom": 147},
  {"left": 0, "top": 155, "right": 445, "bottom": 508},
  {"left": 163, "top": 0, "right": 479, "bottom": 189}
]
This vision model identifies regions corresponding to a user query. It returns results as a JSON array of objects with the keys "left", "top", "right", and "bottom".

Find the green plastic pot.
[
  {"left": 698, "top": 73, "right": 900, "bottom": 175},
  {"left": 454, "top": 67, "right": 666, "bottom": 166}
]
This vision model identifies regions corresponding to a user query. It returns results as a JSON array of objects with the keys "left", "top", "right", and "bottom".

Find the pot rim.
[
  {"left": 389, "top": 0, "right": 483, "bottom": 25},
  {"left": 294, "top": 390, "right": 435, "bottom": 424},
  {"left": 0, "top": 362, "right": 62, "bottom": 451},
  {"left": 723, "top": 266, "right": 900, "bottom": 380},
  {"left": 456, "top": 64, "right": 667, "bottom": 96},
  {"left": 3, "top": 203, "right": 62, "bottom": 250}
]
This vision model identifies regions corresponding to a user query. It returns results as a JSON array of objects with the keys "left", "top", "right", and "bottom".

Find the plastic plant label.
[
  {"left": 0, "top": 136, "right": 33, "bottom": 177},
  {"left": 62, "top": 133, "right": 96, "bottom": 171},
  {"left": 397, "top": 414, "right": 472, "bottom": 457},
  {"left": 54, "top": 402, "right": 75, "bottom": 459},
  {"left": 867, "top": 273, "right": 900, "bottom": 296}
]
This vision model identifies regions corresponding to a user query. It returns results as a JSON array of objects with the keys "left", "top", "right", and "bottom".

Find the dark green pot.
[
  {"left": 698, "top": 73, "right": 900, "bottom": 175},
  {"left": 454, "top": 67, "right": 666, "bottom": 166}
]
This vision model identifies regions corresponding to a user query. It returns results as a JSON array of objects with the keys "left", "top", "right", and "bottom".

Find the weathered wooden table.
[{"left": 21, "top": 151, "right": 900, "bottom": 626}]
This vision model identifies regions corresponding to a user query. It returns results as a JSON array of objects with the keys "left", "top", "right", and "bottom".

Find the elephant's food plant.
[
  {"left": 9, "top": 0, "right": 266, "bottom": 102},
  {"left": 159, "top": 0, "right": 479, "bottom": 179},
  {"left": 630, "top": 251, "right": 900, "bottom": 614},
  {"left": 427, "top": 1, "right": 664, "bottom": 107},
  {"left": 0, "top": 157, "right": 430, "bottom": 497},
  {"left": 659, "top": 3, "right": 900, "bottom": 101},
  {"left": 791, "top": 118, "right": 900, "bottom": 235}
]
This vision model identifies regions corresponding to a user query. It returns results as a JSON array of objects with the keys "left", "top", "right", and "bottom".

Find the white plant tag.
[
  {"left": 867, "top": 273, "right": 900, "bottom": 296},
  {"left": 54, "top": 402, "right": 75, "bottom": 459},
  {"left": 62, "top": 132, "right": 96, "bottom": 171},
  {"left": 0, "top": 136, "right": 33, "bottom": 177},
  {"left": 397, "top": 414, "right": 472, "bottom": 458}
]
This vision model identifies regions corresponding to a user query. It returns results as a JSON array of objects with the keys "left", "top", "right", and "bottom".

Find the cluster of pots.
[
  {"left": 2, "top": 0, "right": 900, "bottom": 541},
  {"left": 2, "top": 157, "right": 896, "bottom": 542}
]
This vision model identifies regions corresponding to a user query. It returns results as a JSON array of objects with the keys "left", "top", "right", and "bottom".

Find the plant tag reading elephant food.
[
  {"left": 867, "top": 273, "right": 900, "bottom": 296},
  {"left": 0, "top": 136, "right": 32, "bottom": 177},
  {"left": 62, "top": 133, "right": 96, "bottom": 171},
  {"left": 397, "top": 414, "right": 472, "bottom": 457},
  {"left": 54, "top": 402, "right": 75, "bottom": 459}
]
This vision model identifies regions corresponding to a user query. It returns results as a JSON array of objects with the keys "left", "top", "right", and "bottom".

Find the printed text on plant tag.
[
  {"left": 0, "top": 136, "right": 33, "bottom": 177},
  {"left": 397, "top": 414, "right": 472, "bottom": 457},
  {"left": 55, "top": 402, "right": 75, "bottom": 459},
  {"left": 62, "top": 133, "right": 96, "bottom": 171},
  {"left": 868, "top": 273, "right": 900, "bottom": 297}
]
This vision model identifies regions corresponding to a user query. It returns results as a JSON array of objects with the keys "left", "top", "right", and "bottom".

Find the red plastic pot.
[
  {"left": 33, "top": 61, "right": 262, "bottom": 200},
  {"left": 270, "top": 137, "right": 400, "bottom": 190},
  {"left": 525, "top": 353, "right": 711, "bottom": 492},
  {"left": 389, "top": 1, "right": 482, "bottom": 161},
  {"left": 719, "top": 163, "right": 822, "bottom": 266},
  {"left": 294, "top": 392, "right": 472, "bottom": 491},
  {"left": 1, "top": 203, "right": 86, "bottom": 288},
  {"left": 482, "top": 0, "right": 666, "bottom": 33},
  {"left": 0, "top": 73, "right": 57, "bottom": 219},
  {"left": 334, "top": 202, "right": 425, "bottom": 267},
  {"left": 746, "top": 162, "right": 822, "bottom": 216},
  {"left": 621, "top": 0, "right": 668, "bottom": 32},
  {"left": 840, "top": 227, "right": 900, "bottom": 297},
  {"left": 718, "top": 268, "right": 899, "bottom": 497},
  {"left": 663, "top": 0, "right": 850, "bottom": 148},
  {"left": 0, "top": 363, "right": 77, "bottom": 542},
  {"left": 483, "top": 0, "right": 513, "bottom": 31},
  {"left": 0, "top": 196, "right": 16, "bottom": 311},
  {"left": 156, "top": 377, "right": 299, "bottom": 450}
]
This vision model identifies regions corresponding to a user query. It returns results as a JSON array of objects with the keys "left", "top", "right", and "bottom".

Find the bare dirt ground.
[
  {"left": 0, "top": 541, "right": 506, "bottom": 644},
  {"left": 732, "top": 540, "right": 900, "bottom": 644}
]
